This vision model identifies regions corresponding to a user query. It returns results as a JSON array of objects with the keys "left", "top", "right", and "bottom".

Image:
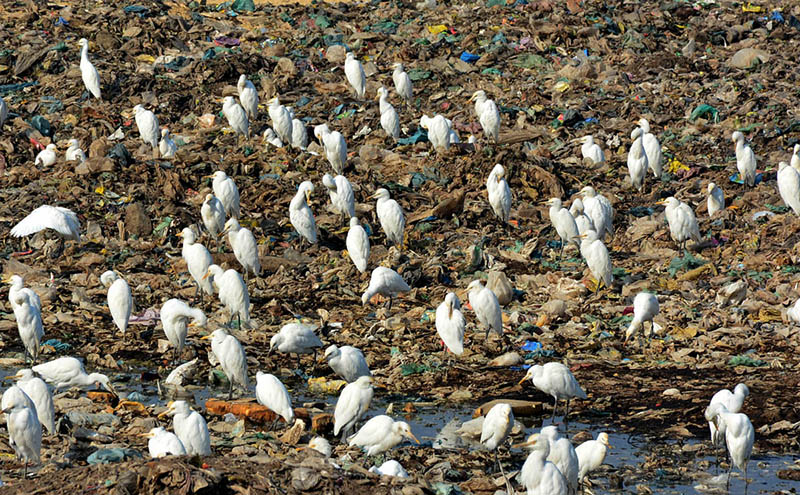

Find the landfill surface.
[{"left": 1, "top": 0, "right": 800, "bottom": 493}]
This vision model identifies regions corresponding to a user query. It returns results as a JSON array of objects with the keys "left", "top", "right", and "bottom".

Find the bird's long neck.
[
  {"left": 81, "top": 44, "right": 89, "bottom": 61},
  {"left": 379, "top": 95, "right": 391, "bottom": 114},
  {"left": 291, "top": 191, "right": 307, "bottom": 210}
]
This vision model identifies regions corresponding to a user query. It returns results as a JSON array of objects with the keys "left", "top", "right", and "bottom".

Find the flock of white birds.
[{"left": 1, "top": 28, "right": 789, "bottom": 493}]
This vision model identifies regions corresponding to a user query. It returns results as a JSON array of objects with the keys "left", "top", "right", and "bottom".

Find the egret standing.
[
  {"left": 419, "top": 114, "right": 451, "bottom": 153},
  {"left": 575, "top": 135, "right": 604, "bottom": 164},
  {"left": 344, "top": 52, "right": 366, "bottom": 99},
  {"left": 100, "top": 270, "right": 132, "bottom": 336},
  {"left": 255, "top": 372, "right": 294, "bottom": 426},
  {"left": 159, "top": 129, "right": 177, "bottom": 158},
  {"left": 470, "top": 90, "right": 500, "bottom": 143},
  {"left": 323, "top": 345, "right": 371, "bottom": 383},
  {"left": 202, "top": 329, "right": 248, "bottom": 399},
  {"left": 11, "top": 291, "right": 43, "bottom": 365},
  {"left": 376, "top": 87, "right": 400, "bottom": 141},
  {"left": 659, "top": 197, "right": 701, "bottom": 250},
  {"left": 314, "top": 124, "right": 347, "bottom": 175},
  {"left": 134, "top": 104, "right": 160, "bottom": 157},
  {"left": 392, "top": 63, "right": 412, "bottom": 105},
  {"left": 361, "top": 266, "right": 410, "bottom": 309},
  {"left": 467, "top": 280, "right": 503, "bottom": 340},
  {"left": 480, "top": 403, "right": 513, "bottom": 476},
  {"left": 237, "top": 74, "right": 259, "bottom": 120},
  {"left": 289, "top": 181, "right": 318, "bottom": 245},
  {"left": 7, "top": 369, "right": 55, "bottom": 435},
  {"left": 158, "top": 401, "right": 211, "bottom": 456},
  {"left": 204, "top": 264, "right": 250, "bottom": 329},
  {"left": 707, "top": 182, "right": 725, "bottom": 218},
  {"left": 223, "top": 218, "right": 261, "bottom": 279},
  {"left": 435, "top": 292, "right": 465, "bottom": 356},
  {"left": 547, "top": 198, "right": 580, "bottom": 258},
  {"left": 348, "top": 416, "right": 419, "bottom": 455},
  {"left": 334, "top": 376, "right": 374, "bottom": 441},
  {"left": 777, "top": 162, "right": 800, "bottom": 215},
  {"left": 519, "top": 362, "right": 587, "bottom": 423},
  {"left": 580, "top": 229, "right": 613, "bottom": 291},
  {"left": 322, "top": 173, "right": 355, "bottom": 221},
  {"left": 201, "top": 193, "right": 226, "bottom": 241},
  {"left": 159, "top": 299, "right": 206, "bottom": 363},
  {"left": 1, "top": 386, "right": 41, "bottom": 478},
  {"left": 638, "top": 118, "right": 662, "bottom": 178},
  {"left": 579, "top": 186, "right": 613, "bottom": 240},
  {"left": 222, "top": 96, "right": 249, "bottom": 139},
  {"left": 78, "top": 38, "right": 101, "bottom": 99},
  {"left": 705, "top": 404, "right": 754, "bottom": 492},
  {"left": 178, "top": 227, "right": 213, "bottom": 302},
  {"left": 624, "top": 292, "right": 660, "bottom": 346},
  {"left": 268, "top": 97, "right": 293, "bottom": 145},
  {"left": 487, "top": 164, "right": 511, "bottom": 224},
  {"left": 372, "top": 188, "right": 405, "bottom": 247},
  {"left": 206, "top": 171, "right": 240, "bottom": 219},
  {"left": 627, "top": 128, "right": 648, "bottom": 191},
  {"left": 575, "top": 432, "right": 610, "bottom": 486},
  {"left": 346, "top": 217, "right": 370, "bottom": 273},
  {"left": 732, "top": 131, "right": 756, "bottom": 187}
]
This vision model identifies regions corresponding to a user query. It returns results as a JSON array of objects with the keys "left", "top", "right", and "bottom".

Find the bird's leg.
[
  {"left": 551, "top": 397, "right": 558, "bottom": 424},
  {"left": 237, "top": 312, "right": 242, "bottom": 330},
  {"left": 564, "top": 399, "right": 571, "bottom": 431},
  {"left": 744, "top": 463, "right": 749, "bottom": 495},
  {"left": 23, "top": 460, "right": 27, "bottom": 479},
  {"left": 194, "top": 283, "right": 201, "bottom": 304},
  {"left": 228, "top": 379, "right": 234, "bottom": 401},
  {"left": 271, "top": 418, "right": 279, "bottom": 431},
  {"left": 312, "top": 349, "right": 318, "bottom": 373},
  {"left": 385, "top": 297, "right": 393, "bottom": 311},
  {"left": 296, "top": 354, "right": 302, "bottom": 373},
  {"left": 726, "top": 460, "right": 732, "bottom": 490},
  {"left": 559, "top": 241, "right": 565, "bottom": 260},
  {"left": 497, "top": 449, "right": 511, "bottom": 493}
]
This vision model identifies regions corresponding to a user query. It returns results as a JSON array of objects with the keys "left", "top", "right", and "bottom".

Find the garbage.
[{"left": 87, "top": 448, "right": 143, "bottom": 465}]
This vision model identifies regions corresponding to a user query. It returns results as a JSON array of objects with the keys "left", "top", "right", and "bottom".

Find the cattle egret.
[
  {"left": 372, "top": 188, "right": 405, "bottom": 247},
  {"left": 569, "top": 199, "right": 595, "bottom": 237},
  {"left": 575, "top": 432, "right": 610, "bottom": 484},
  {"left": 392, "top": 63, "right": 413, "bottom": 104},
  {"left": 348, "top": 415, "right": 419, "bottom": 455},
  {"left": 178, "top": 227, "right": 213, "bottom": 301},
  {"left": 33, "top": 356, "right": 115, "bottom": 394},
  {"left": 158, "top": 401, "right": 211, "bottom": 456},
  {"left": 164, "top": 358, "right": 199, "bottom": 387},
  {"left": 1, "top": 387, "right": 41, "bottom": 478},
  {"left": 777, "top": 162, "right": 800, "bottom": 215},
  {"left": 519, "top": 362, "right": 587, "bottom": 423},
  {"left": 263, "top": 128, "right": 283, "bottom": 148},
  {"left": 791, "top": 144, "right": 800, "bottom": 173},
  {"left": 547, "top": 198, "right": 580, "bottom": 257},
  {"left": 268, "top": 97, "right": 292, "bottom": 145},
  {"left": 732, "top": 131, "right": 756, "bottom": 187},
  {"left": 788, "top": 298, "right": 800, "bottom": 324},
  {"left": 625, "top": 292, "right": 659, "bottom": 346},
  {"left": 376, "top": 87, "right": 400, "bottom": 140},
  {"left": 65, "top": 139, "right": 86, "bottom": 163},
  {"left": 78, "top": 38, "right": 101, "bottom": 99},
  {"left": 34, "top": 144, "right": 57, "bottom": 167},
  {"left": 201, "top": 193, "right": 226, "bottom": 241},
  {"left": 707, "top": 182, "right": 725, "bottom": 218},
  {"left": 10, "top": 291, "right": 43, "bottom": 364},
  {"left": 370, "top": 460, "right": 409, "bottom": 478},
  {"left": 290, "top": 180, "right": 317, "bottom": 245},
  {"left": 334, "top": 376, "right": 374, "bottom": 441},
  {"left": 539, "top": 426, "right": 579, "bottom": 493},
  {"left": 705, "top": 404, "right": 754, "bottom": 491},
  {"left": 314, "top": 124, "right": 347, "bottom": 174},
  {"left": 100, "top": 270, "right": 132, "bottom": 336},
  {"left": 159, "top": 129, "right": 177, "bottom": 158},
  {"left": 134, "top": 104, "right": 159, "bottom": 156},
  {"left": 204, "top": 264, "right": 250, "bottom": 328},
  {"left": 580, "top": 229, "right": 613, "bottom": 290},
  {"left": 0, "top": 96, "right": 7, "bottom": 128},
  {"left": 575, "top": 135, "right": 604, "bottom": 164},
  {"left": 436, "top": 292, "right": 465, "bottom": 356},
  {"left": 288, "top": 107, "right": 308, "bottom": 149},
  {"left": 638, "top": 118, "right": 662, "bottom": 178},
  {"left": 481, "top": 403, "right": 513, "bottom": 475},
  {"left": 346, "top": 217, "right": 370, "bottom": 273},
  {"left": 11, "top": 205, "right": 80, "bottom": 242},
  {"left": 202, "top": 329, "right": 248, "bottom": 399},
  {"left": 143, "top": 427, "right": 186, "bottom": 458},
  {"left": 659, "top": 197, "right": 701, "bottom": 250},
  {"left": 270, "top": 323, "right": 323, "bottom": 367},
  {"left": 470, "top": 90, "right": 500, "bottom": 143},
  {"left": 579, "top": 186, "right": 613, "bottom": 240},
  {"left": 7, "top": 369, "right": 55, "bottom": 435},
  {"left": 307, "top": 437, "right": 332, "bottom": 457},
  {"left": 237, "top": 74, "right": 258, "bottom": 120},
  {"left": 706, "top": 383, "right": 749, "bottom": 465},
  {"left": 159, "top": 299, "right": 206, "bottom": 362},
  {"left": 514, "top": 433, "right": 568, "bottom": 495},
  {"left": 487, "top": 164, "right": 511, "bottom": 224},
  {"left": 344, "top": 52, "right": 366, "bottom": 99},
  {"left": 323, "top": 345, "right": 371, "bottom": 382},
  {"left": 206, "top": 171, "right": 240, "bottom": 219},
  {"left": 222, "top": 96, "right": 249, "bottom": 138},
  {"left": 361, "top": 266, "right": 410, "bottom": 308},
  {"left": 223, "top": 218, "right": 261, "bottom": 278},
  {"left": 255, "top": 372, "right": 294, "bottom": 425},
  {"left": 627, "top": 128, "right": 648, "bottom": 191},
  {"left": 467, "top": 280, "right": 503, "bottom": 339},
  {"left": 5, "top": 275, "right": 41, "bottom": 313},
  {"left": 419, "top": 114, "right": 450, "bottom": 153}
]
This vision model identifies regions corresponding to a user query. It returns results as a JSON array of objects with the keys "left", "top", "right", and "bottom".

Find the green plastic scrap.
[
  {"left": 513, "top": 53, "right": 547, "bottom": 69},
  {"left": 231, "top": 0, "right": 255, "bottom": 11},
  {"left": 689, "top": 104, "right": 719, "bottom": 123},
  {"left": 432, "top": 482, "right": 463, "bottom": 495},
  {"left": 87, "top": 448, "right": 142, "bottom": 465},
  {"left": 401, "top": 363, "right": 431, "bottom": 376},
  {"left": 667, "top": 250, "right": 707, "bottom": 278},
  {"left": 481, "top": 67, "right": 502, "bottom": 76},
  {"left": 407, "top": 68, "right": 431, "bottom": 81},
  {"left": 727, "top": 353, "right": 766, "bottom": 367},
  {"left": 152, "top": 217, "right": 172, "bottom": 237}
]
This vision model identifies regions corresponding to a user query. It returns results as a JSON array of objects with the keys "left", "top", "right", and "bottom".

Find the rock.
[
  {"left": 728, "top": 48, "right": 769, "bottom": 69},
  {"left": 124, "top": 202, "right": 152, "bottom": 238},
  {"left": 487, "top": 270, "right": 513, "bottom": 306},
  {"left": 325, "top": 45, "right": 346, "bottom": 64}
]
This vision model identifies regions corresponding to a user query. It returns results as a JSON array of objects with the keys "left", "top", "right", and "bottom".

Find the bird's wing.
[
  {"left": 186, "top": 413, "right": 211, "bottom": 455},
  {"left": 11, "top": 206, "right": 62, "bottom": 238},
  {"left": 221, "top": 336, "right": 248, "bottom": 385},
  {"left": 350, "top": 416, "right": 391, "bottom": 446},
  {"left": 334, "top": 385, "right": 360, "bottom": 433}
]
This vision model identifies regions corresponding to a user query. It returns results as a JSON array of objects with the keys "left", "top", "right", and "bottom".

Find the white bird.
[
  {"left": 34, "top": 144, "right": 57, "bottom": 167},
  {"left": 222, "top": 96, "right": 249, "bottom": 138},
  {"left": 515, "top": 432, "right": 568, "bottom": 495},
  {"left": 159, "top": 299, "right": 206, "bottom": 362},
  {"left": 159, "top": 128, "right": 177, "bottom": 158},
  {"left": 519, "top": 362, "right": 587, "bottom": 422},
  {"left": 237, "top": 74, "right": 259, "bottom": 120},
  {"left": 547, "top": 198, "right": 580, "bottom": 257},
  {"left": 392, "top": 63, "right": 412, "bottom": 104},
  {"left": 270, "top": 323, "right": 323, "bottom": 367},
  {"left": 290, "top": 180, "right": 317, "bottom": 245},
  {"left": 65, "top": 139, "right": 86, "bottom": 163},
  {"left": 348, "top": 415, "right": 419, "bottom": 456},
  {"left": 575, "top": 432, "right": 610, "bottom": 484},
  {"left": 11, "top": 205, "right": 80, "bottom": 242},
  {"left": 1, "top": 386, "right": 41, "bottom": 477},
  {"left": 579, "top": 186, "right": 613, "bottom": 240},
  {"left": 267, "top": 97, "right": 292, "bottom": 145},
  {"left": 32, "top": 356, "right": 115, "bottom": 394},
  {"left": 346, "top": 217, "right": 370, "bottom": 273},
  {"left": 569, "top": 198, "right": 595, "bottom": 237},
  {"left": 707, "top": 182, "right": 725, "bottom": 218},
  {"left": 419, "top": 114, "right": 451, "bottom": 153},
  {"left": 625, "top": 292, "right": 659, "bottom": 346},
  {"left": 178, "top": 227, "right": 213, "bottom": 300},
  {"left": 370, "top": 460, "right": 409, "bottom": 478},
  {"left": 10, "top": 291, "right": 43, "bottom": 365},
  {"left": 323, "top": 345, "right": 371, "bottom": 383},
  {"left": 467, "top": 280, "right": 503, "bottom": 340},
  {"left": 164, "top": 358, "right": 199, "bottom": 386},
  {"left": 372, "top": 188, "right": 405, "bottom": 247},
  {"left": 704, "top": 404, "right": 754, "bottom": 491},
  {"left": 580, "top": 229, "right": 613, "bottom": 290},
  {"left": 133, "top": 104, "right": 160, "bottom": 156},
  {"left": 638, "top": 118, "right": 662, "bottom": 178},
  {"left": 5, "top": 275, "right": 41, "bottom": 313},
  {"left": 470, "top": 90, "right": 501, "bottom": 143},
  {"left": 376, "top": 87, "right": 400, "bottom": 140},
  {"left": 361, "top": 266, "right": 410, "bottom": 308},
  {"left": 206, "top": 170, "right": 240, "bottom": 219},
  {"left": 255, "top": 371, "right": 294, "bottom": 425},
  {"left": 223, "top": 218, "right": 261, "bottom": 278},
  {"left": 307, "top": 437, "right": 332, "bottom": 457},
  {"left": 0, "top": 95, "right": 7, "bottom": 128},
  {"left": 575, "top": 135, "right": 605, "bottom": 164},
  {"left": 777, "top": 162, "right": 800, "bottom": 215},
  {"left": 201, "top": 193, "right": 226, "bottom": 241},
  {"left": 791, "top": 144, "right": 800, "bottom": 173},
  {"left": 732, "top": 131, "right": 756, "bottom": 187},
  {"left": 78, "top": 38, "right": 101, "bottom": 99},
  {"left": 288, "top": 108, "right": 308, "bottom": 149},
  {"left": 706, "top": 383, "right": 749, "bottom": 462},
  {"left": 202, "top": 328, "right": 248, "bottom": 399},
  {"left": 627, "top": 127, "right": 648, "bottom": 191},
  {"left": 436, "top": 292, "right": 465, "bottom": 356},
  {"left": 7, "top": 369, "right": 55, "bottom": 435},
  {"left": 314, "top": 124, "right": 347, "bottom": 175},
  {"left": 100, "top": 270, "right": 132, "bottom": 336},
  {"left": 660, "top": 197, "right": 701, "bottom": 250},
  {"left": 480, "top": 403, "right": 513, "bottom": 473},
  {"left": 262, "top": 128, "right": 284, "bottom": 148},
  {"left": 334, "top": 375, "right": 374, "bottom": 441},
  {"left": 538, "top": 426, "right": 579, "bottom": 494},
  {"left": 487, "top": 164, "right": 512, "bottom": 224},
  {"left": 344, "top": 52, "right": 366, "bottom": 99},
  {"left": 205, "top": 264, "right": 250, "bottom": 328},
  {"left": 143, "top": 426, "right": 186, "bottom": 458},
  {"left": 158, "top": 401, "right": 211, "bottom": 456}
]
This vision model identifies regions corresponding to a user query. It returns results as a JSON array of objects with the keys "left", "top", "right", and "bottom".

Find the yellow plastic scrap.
[
  {"left": 95, "top": 185, "right": 105, "bottom": 195},
  {"left": 756, "top": 307, "right": 782, "bottom": 323},
  {"left": 307, "top": 377, "right": 347, "bottom": 395},
  {"left": 427, "top": 25, "right": 447, "bottom": 35},
  {"left": 742, "top": 3, "right": 761, "bottom": 12},
  {"left": 135, "top": 54, "right": 156, "bottom": 63},
  {"left": 553, "top": 81, "right": 570, "bottom": 93},
  {"left": 667, "top": 158, "right": 689, "bottom": 174}
]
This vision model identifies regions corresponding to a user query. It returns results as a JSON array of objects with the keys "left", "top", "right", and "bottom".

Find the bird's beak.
[
  {"left": 200, "top": 334, "right": 212, "bottom": 340},
  {"left": 407, "top": 432, "right": 420, "bottom": 444},
  {"left": 157, "top": 410, "right": 170, "bottom": 419},
  {"left": 448, "top": 301, "right": 453, "bottom": 319},
  {"left": 655, "top": 200, "right": 667, "bottom": 206},
  {"left": 578, "top": 233, "right": 587, "bottom": 239},
  {"left": 1, "top": 277, "right": 11, "bottom": 284},
  {"left": 202, "top": 175, "right": 214, "bottom": 179},
  {"left": 103, "top": 382, "right": 117, "bottom": 397},
  {"left": 188, "top": 321, "right": 201, "bottom": 328},
  {"left": 468, "top": 94, "right": 476, "bottom": 102},
  {"left": 1, "top": 407, "right": 10, "bottom": 414},
  {"left": 512, "top": 438, "right": 537, "bottom": 449},
  {"left": 305, "top": 191, "right": 312, "bottom": 204},
  {"left": 138, "top": 432, "right": 155, "bottom": 438},
  {"left": 374, "top": 93, "right": 381, "bottom": 101},
  {"left": 517, "top": 376, "right": 528, "bottom": 386},
  {"left": 176, "top": 232, "right": 183, "bottom": 238},
  {"left": 4, "top": 374, "right": 20, "bottom": 380},
  {"left": 368, "top": 192, "right": 378, "bottom": 199},
  {"left": 202, "top": 271, "right": 211, "bottom": 280}
]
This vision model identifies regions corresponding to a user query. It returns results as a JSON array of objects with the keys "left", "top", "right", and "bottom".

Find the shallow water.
[{"left": 2, "top": 363, "right": 797, "bottom": 493}]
